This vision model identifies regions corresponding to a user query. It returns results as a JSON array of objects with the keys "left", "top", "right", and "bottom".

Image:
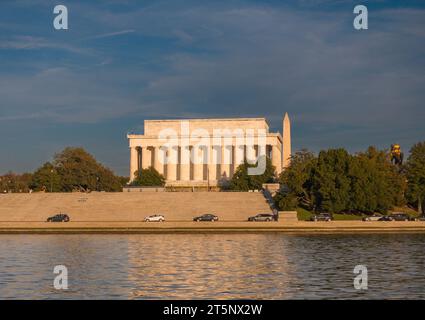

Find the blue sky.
[{"left": 1, "top": 0, "right": 424, "bottom": 176}]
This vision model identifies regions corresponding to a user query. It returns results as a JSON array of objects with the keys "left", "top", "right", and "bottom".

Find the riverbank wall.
[
  {"left": 1, "top": 221, "right": 425, "bottom": 234},
  {"left": 1, "top": 193, "right": 424, "bottom": 234}
]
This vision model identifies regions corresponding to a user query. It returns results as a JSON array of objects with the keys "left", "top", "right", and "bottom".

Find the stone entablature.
[
  {"left": 144, "top": 118, "right": 270, "bottom": 136},
  {"left": 127, "top": 115, "right": 291, "bottom": 187}
]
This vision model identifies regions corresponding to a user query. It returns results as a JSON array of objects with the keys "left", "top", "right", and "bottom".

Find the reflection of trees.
[
  {"left": 0, "top": 235, "right": 132, "bottom": 299},
  {"left": 35, "top": 235, "right": 131, "bottom": 298},
  {"left": 126, "top": 234, "right": 293, "bottom": 299}
]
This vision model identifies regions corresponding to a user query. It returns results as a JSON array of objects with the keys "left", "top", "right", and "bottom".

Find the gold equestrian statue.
[{"left": 390, "top": 144, "right": 403, "bottom": 165}]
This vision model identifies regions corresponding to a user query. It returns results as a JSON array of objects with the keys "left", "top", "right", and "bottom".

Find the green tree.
[
  {"left": 348, "top": 147, "right": 405, "bottom": 214},
  {"left": 274, "top": 190, "right": 298, "bottom": 211},
  {"left": 278, "top": 149, "right": 316, "bottom": 209},
  {"left": 0, "top": 172, "right": 32, "bottom": 193},
  {"left": 131, "top": 167, "right": 166, "bottom": 187},
  {"left": 30, "top": 162, "right": 61, "bottom": 192},
  {"left": 406, "top": 142, "right": 425, "bottom": 215},
  {"left": 274, "top": 147, "right": 406, "bottom": 214},
  {"left": 118, "top": 176, "right": 130, "bottom": 187},
  {"left": 229, "top": 157, "right": 276, "bottom": 191},
  {"left": 54, "top": 147, "right": 122, "bottom": 192},
  {"left": 311, "top": 149, "right": 352, "bottom": 213}
]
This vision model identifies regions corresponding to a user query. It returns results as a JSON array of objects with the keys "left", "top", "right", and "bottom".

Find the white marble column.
[
  {"left": 129, "top": 147, "right": 139, "bottom": 181},
  {"left": 272, "top": 145, "right": 282, "bottom": 175},
  {"left": 167, "top": 146, "right": 178, "bottom": 181},
  {"left": 221, "top": 144, "right": 232, "bottom": 179},
  {"left": 193, "top": 145, "right": 204, "bottom": 181},
  {"left": 180, "top": 146, "right": 190, "bottom": 181},
  {"left": 246, "top": 144, "right": 257, "bottom": 164},
  {"left": 142, "top": 146, "right": 151, "bottom": 169},
  {"left": 208, "top": 145, "right": 218, "bottom": 182},
  {"left": 234, "top": 144, "right": 244, "bottom": 173},
  {"left": 154, "top": 147, "right": 164, "bottom": 175}
]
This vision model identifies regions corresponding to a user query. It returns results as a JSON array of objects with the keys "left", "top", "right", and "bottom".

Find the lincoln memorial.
[{"left": 127, "top": 113, "right": 291, "bottom": 187}]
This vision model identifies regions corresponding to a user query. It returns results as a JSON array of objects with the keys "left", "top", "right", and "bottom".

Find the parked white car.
[
  {"left": 362, "top": 214, "right": 383, "bottom": 221},
  {"left": 144, "top": 214, "right": 165, "bottom": 222}
]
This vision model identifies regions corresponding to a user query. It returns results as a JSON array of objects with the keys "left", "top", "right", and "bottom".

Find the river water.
[{"left": 0, "top": 233, "right": 424, "bottom": 299}]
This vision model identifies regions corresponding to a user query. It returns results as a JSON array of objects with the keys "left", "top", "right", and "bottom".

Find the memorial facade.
[{"left": 127, "top": 113, "right": 291, "bottom": 187}]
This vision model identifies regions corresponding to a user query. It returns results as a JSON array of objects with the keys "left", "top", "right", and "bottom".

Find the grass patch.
[
  {"left": 296, "top": 208, "right": 312, "bottom": 221},
  {"left": 296, "top": 208, "right": 364, "bottom": 221},
  {"left": 297, "top": 206, "right": 422, "bottom": 221},
  {"left": 393, "top": 206, "right": 420, "bottom": 217},
  {"left": 333, "top": 213, "right": 364, "bottom": 221}
]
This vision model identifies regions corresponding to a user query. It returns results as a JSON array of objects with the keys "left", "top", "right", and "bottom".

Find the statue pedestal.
[{"left": 279, "top": 211, "right": 298, "bottom": 222}]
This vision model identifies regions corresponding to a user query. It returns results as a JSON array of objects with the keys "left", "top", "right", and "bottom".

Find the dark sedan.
[
  {"left": 389, "top": 213, "right": 415, "bottom": 221},
  {"left": 47, "top": 213, "right": 70, "bottom": 222},
  {"left": 378, "top": 216, "right": 393, "bottom": 221},
  {"left": 193, "top": 214, "right": 218, "bottom": 222}
]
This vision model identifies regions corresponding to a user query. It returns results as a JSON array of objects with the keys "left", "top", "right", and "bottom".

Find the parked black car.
[
  {"left": 47, "top": 213, "right": 70, "bottom": 222},
  {"left": 389, "top": 212, "right": 415, "bottom": 221},
  {"left": 248, "top": 213, "right": 275, "bottom": 222},
  {"left": 310, "top": 213, "right": 333, "bottom": 222},
  {"left": 378, "top": 215, "right": 393, "bottom": 221},
  {"left": 193, "top": 214, "right": 218, "bottom": 222}
]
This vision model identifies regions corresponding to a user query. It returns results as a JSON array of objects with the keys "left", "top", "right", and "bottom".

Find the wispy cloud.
[
  {"left": 0, "top": 35, "right": 91, "bottom": 55},
  {"left": 83, "top": 29, "right": 136, "bottom": 40},
  {"left": 0, "top": 113, "right": 44, "bottom": 122}
]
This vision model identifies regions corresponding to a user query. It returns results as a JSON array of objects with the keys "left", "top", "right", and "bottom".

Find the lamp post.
[
  {"left": 50, "top": 169, "right": 54, "bottom": 193},
  {"left": 207, "top": 168, "right": 210, "bottom": 192}
]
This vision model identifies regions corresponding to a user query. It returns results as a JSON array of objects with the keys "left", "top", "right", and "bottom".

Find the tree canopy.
[
  {"left": 30, "top": 162, "right": 61, "bottom": 192},
  {"left": 312, "top": 148, "right": 352, "bottom": 213},
  {"left": 347, "top": 147, "right": 405, "bottom": 214},
  {"left": 31, "top": 147, "right": 123, "bottom": 192},
  {"left": 276, "top": 149, "right": 316, "bottom": 210},
  {"left": 0, "top": 172, "right": 32, "bottom": 193},
  {"left": 131, "top": 167, "right": 166, "bottom": 187},
  {"left": 229, "top": 157, "right": 276, "bottom": 191},
  {"left": 406, "top": 142, "right": 425, "bottom": 214},
  {"left": 275, "top": 146, "right": 406, "bottom": 214}
]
